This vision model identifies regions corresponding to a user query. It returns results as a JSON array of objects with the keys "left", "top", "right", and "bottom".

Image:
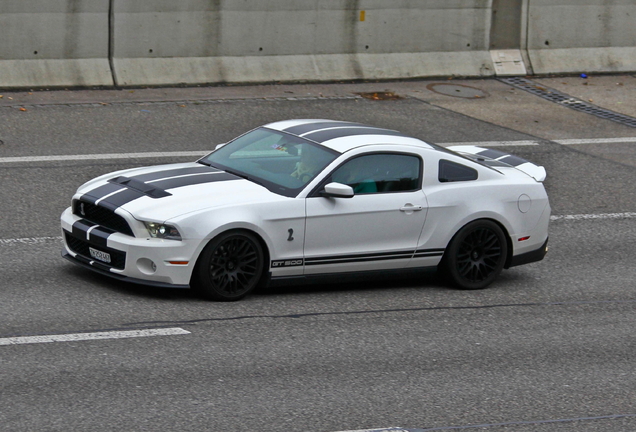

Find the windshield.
[{"left": 199, "top": 127, "right": 340, "bottom": 197}]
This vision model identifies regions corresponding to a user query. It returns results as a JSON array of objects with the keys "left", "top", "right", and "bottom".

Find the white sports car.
[{"left": 61, "top": 119, "right": 550, "bottom": 300}]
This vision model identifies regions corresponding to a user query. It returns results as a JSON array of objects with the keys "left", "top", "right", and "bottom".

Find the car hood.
[{"left": 76, "top": 162, "right": 274, "bottom": 221}]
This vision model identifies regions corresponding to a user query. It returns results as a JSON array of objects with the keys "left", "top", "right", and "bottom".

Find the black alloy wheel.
[
  {"left": 443, "top": 220, "right": 508, "bottom": 290},
  {"left": 194, "top": 231, "right": 264, "bottom": 301}
]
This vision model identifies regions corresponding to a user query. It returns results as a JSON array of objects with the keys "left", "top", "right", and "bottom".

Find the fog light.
[{"left": 137, "top": 258, "right": 157, "bottom": 275}]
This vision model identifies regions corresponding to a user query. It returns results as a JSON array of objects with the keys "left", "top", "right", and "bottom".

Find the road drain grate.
[{"left": 499, "top": 77, "right": 636, "bottom": 128}]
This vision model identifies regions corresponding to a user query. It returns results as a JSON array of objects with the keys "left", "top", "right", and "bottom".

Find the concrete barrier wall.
[
  {"left": 527, "top": 0, "right": 636, "bottom": 74},
  {"left": 0, "top": 0, "right": 113, "bottom": 87},
  {"left": 0, "top": 0, "right": 635, "bottom": 88},
  {"left": 111, "top": 0, "right": 494, "bottom": 86}
]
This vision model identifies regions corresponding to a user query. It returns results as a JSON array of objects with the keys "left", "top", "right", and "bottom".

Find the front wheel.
[
  {"left": 193, "top": 231, "right": 264, "bottom": 301},
  {"left": 442, "top": 220, "right": 508, "bottom": 290}
]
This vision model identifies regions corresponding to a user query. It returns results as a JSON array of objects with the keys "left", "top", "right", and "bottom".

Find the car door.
[{"left": 303, "top": 153, "right": 428, "bottom": 275}]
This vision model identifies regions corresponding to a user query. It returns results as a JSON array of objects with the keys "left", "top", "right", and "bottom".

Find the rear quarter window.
[{"left": 438, "top": 159, "right": 478, "bottom": 182}]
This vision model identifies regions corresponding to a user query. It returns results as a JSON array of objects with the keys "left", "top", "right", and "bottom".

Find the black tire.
[
  {"left": 442, "top": 220, "right": 508, "bottom": 290},
  {"left": 193, "top": 231, "right": 264, "bottom": 301}
]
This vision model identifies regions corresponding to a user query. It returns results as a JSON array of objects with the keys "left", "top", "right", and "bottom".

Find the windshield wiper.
[
  {"left": 221, "top": 167, "right": 265, "bottom": 186},
  {"left": 198, "top": 160, "right": 265, "bottom": 186}
]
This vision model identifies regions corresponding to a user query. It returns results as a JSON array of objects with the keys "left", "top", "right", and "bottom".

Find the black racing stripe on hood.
[
  {"left": 80, "top": 165, "right": 222, "bottom": 204},
  {"left": 149, "top": 171, "right": 240, "bottom": 191},
  {"left": 302, "top": 127, "right": 408, "bottom": 143},
  {"left": 97, "top": 189, "right": 146, "bottom": 211},
  {"left": 81, "top": 183, "right": 126, "bottom": 205},
  {"left": 109, "top": 176, "right": 172, "bottom": 199},
  {"left": 132, "top": 165, "right": 217, "bottom": 182},
  {"left": 96, "top": 171, "right": 241, "bottom": 210},
  {"left": 282, "top": 121, "right": 366, "bottom": 136}
]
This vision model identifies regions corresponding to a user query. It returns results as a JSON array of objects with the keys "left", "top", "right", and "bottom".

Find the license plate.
[{"left": 89, "top": 247, "right": 111, "bottom": 264}]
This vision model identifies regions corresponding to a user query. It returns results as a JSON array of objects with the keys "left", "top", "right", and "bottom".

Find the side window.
[
  {"left": 331, "top": 154, "right": 421, "bottom": 194},
  {"left": 438, "top": 159, "right": 478, "bottom": 182}
]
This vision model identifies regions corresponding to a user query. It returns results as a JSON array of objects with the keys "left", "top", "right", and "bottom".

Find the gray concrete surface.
[{"left": 0, "top": 76, "right": 635, "bottom": 431}]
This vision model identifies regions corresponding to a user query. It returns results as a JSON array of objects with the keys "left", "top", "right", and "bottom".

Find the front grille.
[
  {"left": 73, "top": 200, "right": 134, "bottom": 236},
  {"left": 65, "top": 232, "right": 127, "bottom": 270}
]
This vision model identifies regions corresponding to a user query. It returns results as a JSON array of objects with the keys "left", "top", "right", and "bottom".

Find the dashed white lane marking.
[
  {"left": 0, "top": 328, "right": 190, "bottom": 346},
  {"left": 0, "top": 138, "right": 635, "bottom": 163},
  {"left": 0, "top": 236, "right": 62, "bottom": 245},
  {"left": 334, "top": 429, "right": 405, "bottom": 432},
  {"left": 0, "top": 212, "right": 633, "bottom": 247}
]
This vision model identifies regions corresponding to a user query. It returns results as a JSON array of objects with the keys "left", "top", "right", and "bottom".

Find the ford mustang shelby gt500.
[{"left": 61, "top": 119, "right": 550, "bottom": 300}]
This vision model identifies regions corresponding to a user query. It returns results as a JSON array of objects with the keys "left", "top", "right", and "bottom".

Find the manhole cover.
[
  {"left": 426, "top": 83, "right": 489, "bottom": 99},
  {"left": 356, "top": 91, "right": 403, "bottom": 100}
]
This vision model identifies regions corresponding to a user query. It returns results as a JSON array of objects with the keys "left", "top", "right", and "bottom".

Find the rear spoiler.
[{"left": 448, "top": 145, "right": 547, "bottom": 182}]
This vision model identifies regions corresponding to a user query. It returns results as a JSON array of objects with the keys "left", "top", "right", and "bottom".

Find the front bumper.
[
  {"left": 61, "top": 251, "right": 190, "bottom": 289},
  {"left": 60, "top": 207, "right": 197, "bottom": 287}
]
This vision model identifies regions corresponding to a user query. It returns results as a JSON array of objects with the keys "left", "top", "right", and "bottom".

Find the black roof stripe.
[
  {"left": 302, "top": 127, "right": 409, "bottom": 143},
  {"left": 282, "top": 121, "right": 366, "bottom": 136}
]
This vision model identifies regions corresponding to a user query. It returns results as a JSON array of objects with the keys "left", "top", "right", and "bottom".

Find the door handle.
[{"left": 399, "top": 204, "right": 423, "bottom": 212}]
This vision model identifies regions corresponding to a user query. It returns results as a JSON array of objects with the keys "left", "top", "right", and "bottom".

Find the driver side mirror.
[{"left": 321, "top": 182, "right": 354, "bottom": 198}]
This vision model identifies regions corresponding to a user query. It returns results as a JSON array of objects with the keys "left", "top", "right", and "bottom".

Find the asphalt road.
[{"left": 1, "top": 76, "right": 635, "bottom": 432}]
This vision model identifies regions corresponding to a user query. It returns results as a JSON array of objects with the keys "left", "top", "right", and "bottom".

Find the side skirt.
[{"left": 267, "top": 266, "right": 439, "bottom": 288}]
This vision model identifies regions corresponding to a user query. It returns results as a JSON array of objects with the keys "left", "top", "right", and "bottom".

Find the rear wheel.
[
  {"left": 193, "top": 231, "right": 264, "bottom": 301},
  {"left": 442, "top": 220, "right": 508, "bottom": 290}
]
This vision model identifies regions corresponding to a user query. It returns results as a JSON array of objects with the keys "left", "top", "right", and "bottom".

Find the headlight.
[{"left": 143, "top": 222, "right": 182, "bottom": 240}]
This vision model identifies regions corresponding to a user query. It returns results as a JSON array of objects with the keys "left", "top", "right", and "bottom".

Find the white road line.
[
  {"left": 0, "top": 138, "right": 635, "bottom": 164},
  {"left": 555, "top": 137, "right": 636, "bottom": 145},
  {"left": 335, "top": 429, "right": 405, "bottom": 432},
  {"left": 0, "top": 327, "right": 191, "bottom": 346},
  {"left": 440, "top": 140, "right": 541, "bottom": 147},
  {"left": 0, "top": 151, "right": 208, "bottom": 164},
  {"left": 551, "top": 212, "right": 636, "bottom": 221},
  {"left": 334, "top": 429, "right": 406, "bottom": 432}
]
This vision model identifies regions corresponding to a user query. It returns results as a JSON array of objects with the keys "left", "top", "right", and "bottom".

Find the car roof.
[{"left": 264, "top": 119, "right": 435, "bottom": 153}]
